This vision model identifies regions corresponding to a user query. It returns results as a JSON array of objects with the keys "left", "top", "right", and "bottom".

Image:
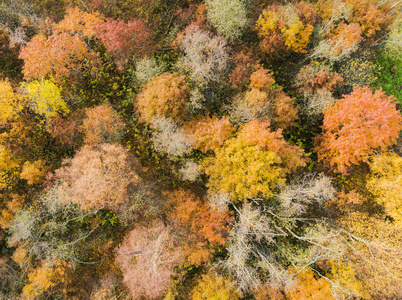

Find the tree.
[
  {"left": 278, "top": 173, "right": 336, "bottom": 217},
  {"left": 285, "top": 268, "right": 334, "bottom": 300},
  {"left": 0, "top": 79, "right": 22, "bottom": 125},
  {"left": 316, "top": 86, "right": 402, "bottom": 174},
  {"left": 237, "top": 120, "right": 306, "bottom": 173},
  {"left": 21, "top": 79, "right": 69, "bottom": 119},
  {"left": 134, "top": 56, "right": 167, "bottom": 86},
  {"left": 178, "top": 160, "right": 201, "bottom": 182},
  {"left": 19, "top": 32, "right": 97, "bottom": 83},
  {"left": 168, "top": 189, "right": 232, "bottom": 246},
  {"left": 0, "top": 114, "right": 48, "bottom": 160},
  {"left": 376, "top": 20, "right": 402, "bottom": 105},
  {"left": 55, "top": 144, "right": 141, "bottom": 211},
  {"left": 229, "top": 49, "right": 260, "bottom": 91},
  {"left": 230, "top": 66, "right": 299, "bottom": 128},
  {"left": 385, "top": 17, "right": 402, "bottom": 59},
  {"left": 191, "top": 271, "right": 241, "bottom": 300},
  {"left": 296, "top": 61, "right": 343, "bottom": 116},
  {"left": 315, "top": 0, "right": 392, "bottom": 39},
  {"left": 19, "top": 159, "right": 48, "bottom": 185},
  {"left": 46, "top": 110, "right": 84, "bottom": 148},
  {"left": 205, "top": 0, "right": 250, "bottom": 43},
  {"left": 82, "top": 104, "right": 125, "bottom": 145},
  {"left": 0, "top": 146, "right": 20, "bottom": 191},
  {"left": 222, "top": 202, "right": 294, "bottom": 292},
  {"left": 167, "top": 189, "right": 232, "bottom": 265},
  {"left": 134, "top": 72, "right": 190, "bottom": 124},
  {"left": 7, "top": 184, "right": 105, "bottom": 268},
  {"left": 256, "top": 3, "right": 317, "bottom": 54},
  {"left": 254, "top": 284, "right": 284, "bottom": 300},
  {"left": 0, "top": 193, "right": 25, "bottom": 229},
  {"left": 249, "top": 66, "right": 299, "bottom": 128},
  {"left": 150, "top": 117, "right": 193, "bottom": 157},
  {"left": 367, "top": 152, "right": 402, "bottom": 223},
  {"left": 337, "top": 212, "right": 402, "bottom": 298},
  {"left": 21, "top": 260, "right": 72, "bottom": 300},
  {"left": 52, "top": 7, "right": 103, "bottom": 38},
  {"left": 327, "top": 259, "right": 369, "bottom": 299},
  {"left": 310, "top": 22, "right": 363, "bottom": 61},
  {"left": 185, "top": 115, "right": 234, "bottom": 153},
  {"left": 96, "top": 18, "right": 153, "bottom": 69},
  {"left": 204, "top": 137, "right": 284, "bottom": 201},
  {"left": 339, "top": 56, "right": 379, "bottom": 87},
  {"left": 203, "top": 120, "right": 306, "bottom": 201},
  {"left": 116, "top": 221, "right": 185, "bottom": 299},
  {"left": 177, "top": 25, "right": 229, "bottom": 86}
]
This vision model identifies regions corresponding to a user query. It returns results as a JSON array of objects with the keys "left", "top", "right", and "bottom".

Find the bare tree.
[
  {"left": 150, "top": 117, "right": 193, "bottom": 157},
  {"left": 177, "top": 25, "right": 229, "bottom": 86}
]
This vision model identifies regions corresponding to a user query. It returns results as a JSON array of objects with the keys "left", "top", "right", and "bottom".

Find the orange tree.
[{"left": 316, "top": 86, "right": 402, "bottom": 174}]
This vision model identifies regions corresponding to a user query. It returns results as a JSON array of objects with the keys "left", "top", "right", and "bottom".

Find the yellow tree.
[
  {"left": 21, "top": 79, "right": 69, "bottom": 119},
  {"left": 203, "top": 119, "right": 306, "bottom": 201},
  {"left": 0, "top": 146, "right": 20, "bottom": 190},
  {"left": 338, "top": 212, "right": 402, "bottom": 298},
  {"left": 191, "top": 271, "right": 241, "bottom": 300},
  {"left": 256, "top": 2, "right": 317, "bottom": 54},
  {"left": 367, "top": 152, "right": 402, "bottom": 223},
  {"left": 286, "top": 268, "right": 333, "bottom": 300},
  {"left": 19, "top": 160, "right": 48, "bottom": 185},
  {"left": 21, "top": 260, "right": 72, "bottom": 300},
  {"left": 0, "top": 80, "right": 22, "bottom": 125}
]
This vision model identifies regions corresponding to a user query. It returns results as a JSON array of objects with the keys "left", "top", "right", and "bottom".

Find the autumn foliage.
[
  {"left": 52, "top": 7, "right": 104, "bottom": 38},
  {"left": 21, "top": 260, "right": 71, "bottom": 300},
  {"left": 367, "top": 152, "right": 402, "bottom": 223},
  {"left": 185, "top": 116, "right": 234, "bottom": 153},
  {"left": 135, "top": 72, "right": 190, "bottom": 124},
  {"left": 19, "top": 160, "right": 48, "bottom": 185},
  {"left": 296, "top": 61, "right": 343, "bottom": 115},
  {"left": 311, "top": 22, "right": 363, "bottom": 61},
  {"left": 256, "top": 2, "right": 317, "bottom": 54},
  {"left": 204, "top": 120, "right": 306, "bottom": 201},
  {"left": 168, "top": 189, "right": 232, "bottom": 246},
  {"left": 316, "top": 86, "right": 402, "bottom": 174},
  {"left": 1, "top": 1, "right": 402, "bottom": 299},
  {"left": 96, "top": 18, "right": 153, "bottom": 68},
  {"left": 0, "top": 80, "right": 22, "bottom": 125},
  {"left": 315, "top": 0, "right": 392, "bottom": 38},
  {"left": 230, "top": 66, "right": 298, "bottom": 128},
  {"left": 191, "top": 271, "right": 241, "bottom": 300},
  {"left": 19, "top": 33, "right": 96, "bottom": 83},
  {"left": 286, "top": 268, "right": 333, "bottom": 300},
  {"left": 82, "top": 104, "right": 125, "bottom": 145},
  {"left": 116, "top": 221, "right": 185, "bottom": 299},
  {"left": 21, "top": 79, "right": 68, "bottom": 119},
  {"left": 55, "top": 143, "right": 140, "bottom": 211}
]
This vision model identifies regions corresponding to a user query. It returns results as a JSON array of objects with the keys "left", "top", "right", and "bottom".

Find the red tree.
[{"left": 96, "top": 19, "right": 153, "bottom": 69}]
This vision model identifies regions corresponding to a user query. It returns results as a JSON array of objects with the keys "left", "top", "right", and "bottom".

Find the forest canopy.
[{"left": 0, "top": 0, "right": 402, "bottom": 299}]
